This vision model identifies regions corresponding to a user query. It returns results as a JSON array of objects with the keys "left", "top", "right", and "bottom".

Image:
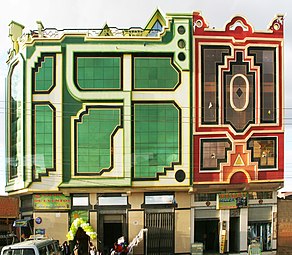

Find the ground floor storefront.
[{"left": 17, "top": 190, "right": 278, "bottom": 254}]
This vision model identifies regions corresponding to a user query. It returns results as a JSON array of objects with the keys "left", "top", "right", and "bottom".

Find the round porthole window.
[
  {"left": 177, "top": 25, "right": 185, "bottom": 35},
  {"left": 178, "top": 39, "right": 186, "bottom": 49},
  {"left": 175, "top": 170, "right": 186, "bottom": 182},
  {"left": 178, "top": 52, "right": 186, "bottom": 61}
]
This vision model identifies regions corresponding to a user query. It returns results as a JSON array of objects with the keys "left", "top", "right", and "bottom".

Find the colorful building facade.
[
  {"left": 192, "top": 12, "right": 284, "bottom": 254},
  {"left": 5, "top": 9, "right": 284, "bottom": 255}
]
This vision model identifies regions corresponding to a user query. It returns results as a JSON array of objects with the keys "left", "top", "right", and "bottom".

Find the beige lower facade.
[{"left": 22, "top": 191, "right": 191, "bottom": 255}]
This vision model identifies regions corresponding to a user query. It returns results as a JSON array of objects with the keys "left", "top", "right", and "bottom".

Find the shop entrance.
[
  {"left": 145, "top": 209, "right": 174, "bottom": 255},
  {"left": 229, "top": 217, "right": 240, "bottom": 253},
  {"left": 248, "top": 222, "right": 272, "bottom": 251},
  {"left": 195, "top": 219, "right": 219, "bottom": 253},
  {"left": 99, "top": 214, "right": 127, "bottom": 254}
]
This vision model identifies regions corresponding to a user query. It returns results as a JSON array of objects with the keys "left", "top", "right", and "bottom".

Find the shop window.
[
  {"left": 248, "top": 192, "right": 273, "bottom": 200},
  {"left": 195, "top": 193, "right": 217, "bottom": 202},
  {"left": 200, "top": 139, "right": 231, "bottom": 170},
  {"left": 248, "top": 222, "right": 272, "bottom": 251},
  {"left": 98, "top": 196, "right": 127, "bottom": 206},
  {"left": 144, "top": 193, "right": 175, "bottom": 205},
  {"left": 247, "top": 138, "right": 277, "bottom": 169},
  {"left": 72, "top": 196, "right": 89, "bottom": 207}
]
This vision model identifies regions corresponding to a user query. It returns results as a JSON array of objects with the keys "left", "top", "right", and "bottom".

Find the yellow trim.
[{"left": 227, "top": 169, "right": 251, "bottom": 183}]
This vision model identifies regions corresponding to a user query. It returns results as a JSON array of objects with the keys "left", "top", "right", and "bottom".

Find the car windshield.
[{"left": 3, "top": 249, "right": 35, "bottom": 255}]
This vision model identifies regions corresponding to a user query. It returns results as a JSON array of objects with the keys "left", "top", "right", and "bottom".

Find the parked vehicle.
[
  {"left": 0, "top": 239, "right": 61, "bottom": 255},
  {"left": 0, "top": 233, "right": 18, "bottom": 253}
]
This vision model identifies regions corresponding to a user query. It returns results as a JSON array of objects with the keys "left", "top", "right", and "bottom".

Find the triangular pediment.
[{"left": 99, "top": 23, "right": 113, "bottom": 36}]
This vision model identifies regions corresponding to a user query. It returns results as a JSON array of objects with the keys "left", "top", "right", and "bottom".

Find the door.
[
  {"left": 145, "top": 210, "right": 174, "bottom": 255},
  {"left": 194, "top": 219, "right": 219, "bottom": 253},
  {"left": 229, "top": 217, "right": 240, "bottom": 253},
  {"left": 99, "top": 213, "right": 127, "bottom": 255}
]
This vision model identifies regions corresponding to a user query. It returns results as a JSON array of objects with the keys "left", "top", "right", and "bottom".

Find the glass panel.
[
  {"left": 248, "top": 48, "right": 276, "bottom": 123},
  {"left": 248, "top": 138, "right": 276, "bottom": 169},
  {"left": 98, "top": 196, "right": 127, "bottom": 206},
  {"left": 201, "top": 46, "right": 231, "bottom": 124},
  {"left": 248, "top": 223, "right": 272, "bottom": 251},
  {"left": 134, "top": 104, "right": 179, "bottom": 178},
  {"left": 34, "top": 105, "right": 54, "bottom": 179},
  {"left": 76, "top": 107, "right": 121, "bottom": 173},
  {"left": 145, "top": 194, "right": 174, "bottom": 204},
  {"left": 194, "top": 193, "right": 217, "bottom": 201},
  {"left": 73, "top": 196, "right": 89, "bottom": 206},
  {"left": 223, "top": 52, "right": 255, "bottom": 132},
  {"left": 77, "top": 56, "right": 121, "bottom": 89},
  {"left": 201, "top": 139, "right": 231, "bottom": 170},
  {"left": 134, "top": 57, "right": 179, "bottom": 89},
  {"left": 248, "top": 192, "right": 273, "bottom": 199},
  {"left": 148, "top": 20, "right": 163, "bottom": 37},
  {"left": 10, "top": 63, "right": 22, "bottom": 178},
  {"left": 35, "top": 56, "right": 54, "bottom": 91}
]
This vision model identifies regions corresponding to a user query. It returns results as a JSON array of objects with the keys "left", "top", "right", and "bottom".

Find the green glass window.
[
  {"left": 76, "top": 56, "right": 121, "bottom": 89},
  {"left": 248, "top": 138, "right": 277, "bottom": 169},
  {"left": 34, "top": 104, "right": 55, "bottom": 179},
  {"left": 134, "top": 104, "right": 179, "bottom": 178},
  {"left": 134, "top": 57, "right": 179, "bottom": 89},
  {"left": 76, "top": 107, "right": 121, "bottom": 173},
  {"left": 34, "top": 56, "right": 54, "bottom": 92},
  {"left": 9, "top": 62, "right": 22, "bottom": 178}
]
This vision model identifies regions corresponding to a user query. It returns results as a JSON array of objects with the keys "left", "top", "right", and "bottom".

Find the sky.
[{"left": 0, "top": 0, "right": 291, "bottom": 195}]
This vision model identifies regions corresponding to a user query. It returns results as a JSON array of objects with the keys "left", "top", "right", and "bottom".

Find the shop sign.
[
  {"left": 217, "top": 192, "right": 248, "bottom": 210},
  {"left": 35, "top": 229, "right": 45, "bottom": 235},
  {"left": 33, "top": 194, "right": 71, "bottom": 210},
  {"left": 13, "top": 219, "right": 29, "bottom": 227}
]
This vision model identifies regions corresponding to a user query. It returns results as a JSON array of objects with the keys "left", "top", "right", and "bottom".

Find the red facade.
[{"left": 193, "top": 12, "right": 284, "bottom": 186}]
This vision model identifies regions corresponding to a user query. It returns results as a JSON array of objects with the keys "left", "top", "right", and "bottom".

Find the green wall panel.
[
  {"left": 134, "top": 57, "right": 179, "bottom": 89},
  {"left": 134, "top": 104, "right": 179, "bottom": 178},
  {"left": 77, "top": 108, "right": 120, "bottom": 173}
]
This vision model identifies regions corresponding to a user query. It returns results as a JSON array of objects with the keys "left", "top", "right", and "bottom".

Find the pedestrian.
[
  {"left": 89, "top": 242, "right": 96, "bottom": 255},
  {"left": 62, "top": 241, "right": 70, "bottom": 255},
  {"left": 73, "top": 240, "right": 79, "bottom": 255}
]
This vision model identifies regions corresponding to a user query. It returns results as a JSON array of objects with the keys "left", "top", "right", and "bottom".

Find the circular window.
[
  {"left": 175, "top": 170, "right": 186, "bottom": 182},
  {"left": 196, "top": 19, "right": 203, "bottom": 28},
  {"left": 178, "top": 52, "right": 186, "bottom": 61},
  {"left": 177, "top": 25, "right": 185, "bottom": 35},
  {"left": 178, "top": 39, "right": 186, "bottom": 49}
]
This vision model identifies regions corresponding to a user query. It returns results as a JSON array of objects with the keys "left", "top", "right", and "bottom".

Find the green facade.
[{"left": 5, "top": 11, "right": 192, "bottom": 192}]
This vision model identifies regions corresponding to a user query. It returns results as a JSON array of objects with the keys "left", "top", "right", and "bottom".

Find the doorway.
[
  {"left": 194, "top": 219, "right": 219, "bottom": 253},
  {"left": 99, "top": 214, "right": 127, "bottom": 254},
  {"left": 145, "top": 210, "right": 174, "bottom": 255},
  {"left": 229, "top": 217, "right": 240, "bottom": 253}
]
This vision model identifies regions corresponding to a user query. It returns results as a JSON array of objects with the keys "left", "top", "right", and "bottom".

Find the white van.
[{"left": 0, "top": 239, "right": 61, "bottom": 255}]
